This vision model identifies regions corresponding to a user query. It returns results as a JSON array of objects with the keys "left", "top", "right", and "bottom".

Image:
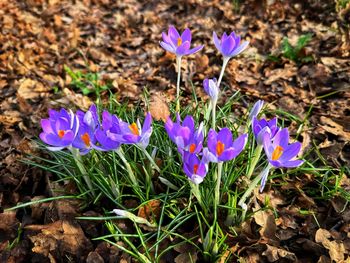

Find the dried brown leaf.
[
  {"left": 149, "top": 94, "right": 170, "bottom": 122},
  {"left": 262, "top": 244, "right": 297, "bottom": 262}
]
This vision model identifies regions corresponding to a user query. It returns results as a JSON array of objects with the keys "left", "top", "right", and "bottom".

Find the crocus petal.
[
  {"left": 217, "top": 128, "right": 233, "bottom": 148},
  {"left": 41, "top": 119, "right": 53, "bottom": 134},
  {"left": 213, "top": 31, "right": 222, "bottom": 52},
  {"left": 280, "top": 159, "right": 304, "bottom": 168},
  {"left": 182, "top": 115, "right": 195, "bottom": 132},
  {"left": 207, "top": 129, "right": 218, "bottom": 155},
  {"left": 218, "top": 148, "right": 237, "bottom": 161},
  {"left": 181, "top": 28, "right": 191, "bottom": 43},
  {"left": 162, "top": 32, "right": 175, "bottom": 48},
  {"left": 221, "top": 36, "right": 235, "bottom": 57},
  {"left": 273, "top": 128, "right": 289, "bottom": 149},
  {"left": 259, "top": 166, "right": 271, "bottom": 192},
  {"left": 160, "top": 41, "right": 176, "bottom": 53},
  {"left": 203, "top": 147, "right": 218, "bottom": 163},
  {"left": 176, "top": 41, "right": 190, "bottom": 56},
  {"left": 232, "top": 133, "right": 248, "bottom": 152},
  {"left": 187, "top": 45, "right": 204, "bottom": 56},
  {"left": 46, "top": 146, "right": 65, "bottom": 151},
  {"left": 168, "top": 26, "right": 180, "bottom": 45},
  {"left": 248, "top": 100, "right": 264, "bottom": 121},
  {"left": 142, "top": 112, "right": 152, "bottom": 134},
  {"left": 229, "top": 40, "right": 249, "bottom": 57},
  {"left": 279, "top": 142, "right": 302, "bottom": 162}
]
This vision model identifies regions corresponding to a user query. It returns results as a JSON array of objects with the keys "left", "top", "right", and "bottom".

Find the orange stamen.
[
  {"left": 129, "top": 123, "right": 140, "bottom": 136},
  {"left": 193, "top": 164, "right": 199, "bottom": 174},
  {"left": 216, "top": 141, "right": 225, "bottom": 156},
  {"left": 189, "top": 143, "right": 196, "bottom": 153},
  {"left": 177, "top": 37, "right": 182, "bottom": 46},
  {"left": 272, "top": 145, "right": 284, "bottom": 160},
  {"left": 58, "top": 130, "right": 65, "bottom": 139},
  {"left": 81, "top": 132, "right": 91, "bottom": 147}
]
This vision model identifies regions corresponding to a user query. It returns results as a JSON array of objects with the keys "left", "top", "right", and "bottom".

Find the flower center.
[
  {"left": 81, "top": 132, "right": 91, "bottom": 147},
  {"left": 58, "top": 130, "right": 65, "bottom": 139},
  {"left": 193, "top": 164, "right": 198, "bottom": 174},
  {"left": 272, "top": 145, "right": 284, "bottom": 160},
  {"left": 177, "top": 37, "right": 182, "bottom": 46},
  {"left": 189, "top": 143, "right": 196, "bottom": 153},
  {"left": 216, "top": 141, "right": 225, "bottom": 156},
  {"left": 129, "top": 123, "right": 139, "bottom": 136}
]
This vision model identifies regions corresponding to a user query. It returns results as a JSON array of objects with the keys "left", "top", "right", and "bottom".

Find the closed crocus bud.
[{"left": 203, "top": 78, "right": 219, "bottom": 102}]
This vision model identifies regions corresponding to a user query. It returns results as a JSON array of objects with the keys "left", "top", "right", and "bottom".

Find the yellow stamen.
[
  {"left": 129, "top": 123, "right": 140, "bottom": 136},
  {"left": 216, "top": 141, "right": 225, "bottom": 156},
  {"left": 81, "top": 132, "right": 91, "bottom": 147},
  {"left": 272, "top": 145, "right": 284, "bottom": 160},
  {"left": 193, "top": 164, "right": 199, "bottom": 174},
  {"left": 177, "top": 37, "right": 182, "bottom": 46},
  {"left": 58, "top": 130, "right": 65, "bottom": 139},
  {"left": 189, "top": 143, "right": 196, "bottom": 153}
]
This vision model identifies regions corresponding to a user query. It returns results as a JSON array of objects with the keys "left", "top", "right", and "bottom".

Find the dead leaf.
[
  {"left": 62, "top": 88, "right": 93, "bottom": 111},
  {"left": 320, "top": 116, "right": 350, "bottom": 141},
  {"left": 253, "top": 209, "right": 277, "bottom": 240},
  {"left": 149, "top": 94, "right": 170, "bottom": 122},
  {"left": 17, "top": 78, "right": 49, "bottom": 99},
  {"left": 27, "top": 220, "right": 92, "bottom": 261},
  {"left": 262, "top": 244, "right": 297, "bottom": 262},
  {"left": 137, "top": 199, "right": 161, "bottom": 222},
  {"left": 315, "top": 228, "right": 346, "bottom": 262}
]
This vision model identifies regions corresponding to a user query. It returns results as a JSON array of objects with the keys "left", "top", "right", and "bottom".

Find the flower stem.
[
  {"left": 140, "top": 147, "right": 161, "bottom": 173},
  {"left": 115, "top": 148, "right": 139, "bottom": 187},
  {"left": 190, "top": 181, "right": 206, "bottom": 215},
  {"left": 238, "top": 164, "right": 272, "bottom": 221},
  {"left": 217, "top": 57, "right": 230, "bottom": 89},
  {"left": 246, "top": 145, "right": 263, "bottom": 180},
  {"left": 70, "top": 147, "right": 95, "bottom": 196},
  {"left": 212, "top": 99, "right": 217, "bottom": 130},
  {"left": 176, "top": 56, "right": 182, "bottom": 112},
  {"left": 214, "top": 162, "right": 223, "bottom": 221}
]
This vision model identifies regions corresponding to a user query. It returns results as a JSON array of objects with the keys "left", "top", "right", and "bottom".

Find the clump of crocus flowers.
[{"left": 39, "top": 26, "right": 304, "bottom": 225}]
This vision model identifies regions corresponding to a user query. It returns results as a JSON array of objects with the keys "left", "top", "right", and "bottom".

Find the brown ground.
[{"left": 0, "top": 0, "right": 350, "bottom": 262}]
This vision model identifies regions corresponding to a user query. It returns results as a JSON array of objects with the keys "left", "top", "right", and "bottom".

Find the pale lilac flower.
[
  {"left": 213, "top": 31, "right": 249, "bottom": 59},
  {"left": 40, "top": 108, "right": 79, "bottom": 151},
  {"left": 160, "top": 26, "right": 204, "bottom": 57}
]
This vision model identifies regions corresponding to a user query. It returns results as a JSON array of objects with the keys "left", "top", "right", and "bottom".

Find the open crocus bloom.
[
  {"left": 40, "top": 108, "right": 79, "bottom": 151},
  {"left": 262, "top": 128, "right": 304, "bottom": 168},
  {"left": 252, "top": 117, "right": 280, "bottom": 145},
  {"left": 160, "top": 26, "right": 204, "bottom": 57},
  {"left": 118, "top": 112, "right": 153, "bottom": 149},
  {"left": 183, "top": 152, "right": 208, "bottom": 184},
  {"left": 73, "top": 105, "right": 100, "bottom": 154},
  {"left": 203, "top": 78, "right": 219, "bottom": 102},
  {"left": 94, "top": 111, "right": 123, "bottom": 151},
  {"left": 213, "top": 31, "right": 249, "bottom": 59},
  {"left": 165, "top": 114, "right": 203, "bottom": 155},
  {"left": 204, "top": 128, "right": 247, "bottom": 163}
]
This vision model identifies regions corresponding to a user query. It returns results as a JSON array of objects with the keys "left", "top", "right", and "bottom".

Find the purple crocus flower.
[
  {"left": 252, "top": 117, "right": 280, "bottom": 145},
  {"left": 183, "top": 152, "right": 208, "bottom": 184},
  {"left": 262, "top": 128, "right": 304, "bottom": 169},
  {"left": 213, "top": 31, "right": 249, "bottom": 59},
  {"left": 165, "top": 114, "right": 203, "bottom": 155},
  {"left": 248, "top": 100, "right": 264, "bottom": 121},
  {"left": 72, "top": 105, "right": 100, "bottom": 154},
  {"left": 40, "top": 108, "right": 79, "bottom": 151},
  {"left": 160, "top": 26, "right": 204, "bottom": 57},
  {"left": 204, "top": 128, "right": 247, "bottom": 163},
  {"left": 117, "top": 112, "right": 153, "bottom": 149},
  {"left": 94, "top": 111, "right": 123, "bottom": 151},
  {"left": 203, "top": 78, "right": 219, "bottom": 102}
]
